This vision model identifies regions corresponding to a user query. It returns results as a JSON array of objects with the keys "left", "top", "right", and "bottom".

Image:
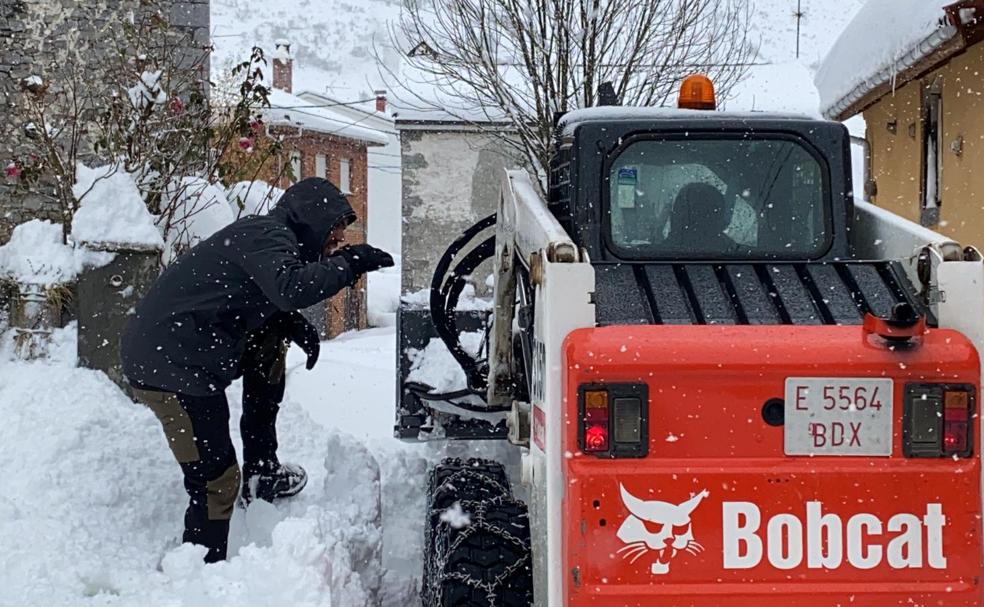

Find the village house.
[
  {"left": 296, "top": 89, "right": 400, "bottom": 255},
  {"left": 817, "top": 0, "right": 984, "bottom": 246},
  {"left": 261, "top": 42, "right": 389, "bottom": 337}
]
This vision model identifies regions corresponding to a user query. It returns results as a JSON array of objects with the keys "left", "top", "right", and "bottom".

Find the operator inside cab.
[{"left": 608, "top": 76, "right": 829, "bottom": 262}]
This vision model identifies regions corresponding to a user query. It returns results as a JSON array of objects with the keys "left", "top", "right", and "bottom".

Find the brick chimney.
[
  {"left": 272, "top": 40, "right": 293, "bottom": 93},
  {"left": 374, "top": 89, "right": 387, "bottom": 113}
]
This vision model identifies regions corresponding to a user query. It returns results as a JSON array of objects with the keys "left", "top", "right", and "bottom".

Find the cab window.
[{"left": 607, "top": 137, "right": 828, "bottom": 260}]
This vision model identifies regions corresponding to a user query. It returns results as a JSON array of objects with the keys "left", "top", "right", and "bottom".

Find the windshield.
[{"left": 607, "top": 137, "right": 829, "bottom": 260}]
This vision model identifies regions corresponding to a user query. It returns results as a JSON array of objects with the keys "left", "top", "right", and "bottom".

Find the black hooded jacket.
[{"left": 121, "top": 178, "right": 356, "bottom": 396}]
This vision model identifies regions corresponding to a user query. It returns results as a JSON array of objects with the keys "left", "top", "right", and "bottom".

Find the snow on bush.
[
  {"left": 164, "top": 177, "right": 236, "bottom": 263},
  {"left": 227, "top": 180, "right": 285, "bottom": 218},
  {"left": 128, "top": 69, "right": 168, "bottom": 110},
  {"left": 0, "top": 219, "right": 112, "bottom": 285},
  {"left": 71, "top": 164, "right": 164, "bottom": 250}
]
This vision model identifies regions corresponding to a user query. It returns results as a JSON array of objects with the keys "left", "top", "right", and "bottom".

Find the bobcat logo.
[{"left": 616, "top": 484, "right": 709, "bottom": 575}]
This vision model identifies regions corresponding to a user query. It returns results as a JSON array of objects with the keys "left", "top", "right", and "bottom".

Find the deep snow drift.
[{"left": 0, "top": 322, "right": 487, "bottom": 606}]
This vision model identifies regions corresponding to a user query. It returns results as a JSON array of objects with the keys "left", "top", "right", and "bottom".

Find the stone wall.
[
  {"left": 0, "top": 0, "right": 210, "bottom": 244},
  {"left": 397, "top": 124, "right": 524, "bottom": 295}
]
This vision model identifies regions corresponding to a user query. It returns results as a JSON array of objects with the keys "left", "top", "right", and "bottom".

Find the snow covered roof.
[
  {"left": 816, "top": 0, "right": 961, "bottom": 120},
  {"left": 264, "top": 89, "right": 390, "bottom": 146},
  {"left": 724, "top": 62, "right": 822, "bottom": 117},
  {"left": 558, "top": 106, "right": 819, "bottom": 136}
]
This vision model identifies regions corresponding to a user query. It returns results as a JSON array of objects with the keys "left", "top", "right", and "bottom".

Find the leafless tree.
[{"left": 386, "top": 0, "right": 755, "bottom": 185}]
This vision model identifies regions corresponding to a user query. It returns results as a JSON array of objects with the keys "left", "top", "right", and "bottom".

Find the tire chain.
[{"left": 426, "top": 459, "right": 533, "bottom": 606}]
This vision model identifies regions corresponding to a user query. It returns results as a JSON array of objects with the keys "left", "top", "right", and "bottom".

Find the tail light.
[
  {"left": 903, "top": 384, "right": 975, "bottom": 458},
  {"left": 578, "top": 384, "right": 649, "bottom": 458},
  {"left": 943, "top": 390, "right": 971, "bottom": 455},
  {"left": 583, "top": 390, "right": 610, "bottom": 452}
]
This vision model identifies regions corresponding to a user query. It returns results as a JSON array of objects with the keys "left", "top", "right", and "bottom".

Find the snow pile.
[
  {"left": 227, "top": 180, "right": 285, "bottom": 218},
  {"left": 0, "top": 322, "right": 434, "bottom": 606},
  {"left": 401, "top": 284, "right": 493, "bottom": 312},
  {"left": 368, "top": 258, "right": 401, "bottom": 327},
  {"left": 72, "top": 164, "right": 165, "bottom": 250},
  {"left": 0, "top": 220, "right": 113, "bottom": 285},
  {"left": 165, "top": 177, "right": 237, "bottom": 262},
  {"left": 406, "top": 330, "right": 485, "bottom": 393},
  {"left": 816, "top": 0, "right": 953, "bottom": 117}
]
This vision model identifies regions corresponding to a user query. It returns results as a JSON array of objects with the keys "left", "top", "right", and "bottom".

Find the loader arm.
[{"left": 486, "top": 170, "right": 583, "bottom": 410}]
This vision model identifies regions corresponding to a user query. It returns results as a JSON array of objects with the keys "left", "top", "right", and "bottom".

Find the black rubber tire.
[{"left": 422, "top": 458, "right": 533, "bottom": 607}]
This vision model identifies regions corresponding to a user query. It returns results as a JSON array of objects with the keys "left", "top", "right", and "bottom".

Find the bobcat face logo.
[{"left": 616, "top": 484, "right": 709, "bottom": 575}]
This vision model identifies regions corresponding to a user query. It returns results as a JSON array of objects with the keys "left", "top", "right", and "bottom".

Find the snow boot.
[{"left": 241, "top": 462, "right": 308, "bottom": 504}]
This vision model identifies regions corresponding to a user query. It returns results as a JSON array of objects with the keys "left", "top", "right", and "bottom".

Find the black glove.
[
  {"left": 335, "top": 244, "right": 394, "bottom": 277},
  {"left": 285, "top": 311, "right": 320, "bottom": 370}
]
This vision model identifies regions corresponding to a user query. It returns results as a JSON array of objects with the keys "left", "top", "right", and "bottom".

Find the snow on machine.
[{"left": 396, "top": 75, "right": 984, "bottom": 606}]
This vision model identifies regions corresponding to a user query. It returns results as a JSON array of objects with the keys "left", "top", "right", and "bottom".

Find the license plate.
[{"left": 784, "top": 377, "right": 894, "bottom": 456}]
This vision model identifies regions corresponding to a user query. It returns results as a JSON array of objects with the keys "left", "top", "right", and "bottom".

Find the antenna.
[{"left": 793, "top": 0, "right": 806, "bottom": 59}]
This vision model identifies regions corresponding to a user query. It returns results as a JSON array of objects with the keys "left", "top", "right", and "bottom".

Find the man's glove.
[
  {"left": 285, "top": 312, "right": 320, "bottom": 370},
  {"left": 335, "top": 244, "right": 394, "bottom": 277}
]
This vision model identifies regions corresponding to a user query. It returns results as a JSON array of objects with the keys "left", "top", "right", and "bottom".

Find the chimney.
[
  {"left": 272, "top": 40, "right": 293, "bottom": 94},
  {"left": 374, "top": 89, "right": 387, "bottom": 113}
]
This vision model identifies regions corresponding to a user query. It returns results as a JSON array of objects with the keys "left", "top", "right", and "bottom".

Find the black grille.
[{"left": 594, "top": 261, "right": 929, "bottom": 327}]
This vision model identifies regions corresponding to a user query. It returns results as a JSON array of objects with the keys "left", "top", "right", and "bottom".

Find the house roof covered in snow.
[
  {"left": 264, "top": 89, "right": 390, "bottom": 146},
  {"left": 816, "top": 0, "right": 984, "bottom": 120}
]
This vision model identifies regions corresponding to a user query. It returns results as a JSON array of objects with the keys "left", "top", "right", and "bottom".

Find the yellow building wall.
[{"left": 862, "top": 42, "right": 984, "bottom": 248}]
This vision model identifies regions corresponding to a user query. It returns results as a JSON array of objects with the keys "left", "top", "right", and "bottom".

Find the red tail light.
[
  {"left": 904, "top": 384, "right": 975, "bottom": 458},
  {"left": 582, "top": 391, "right": 610, "bottom": 453},
  {"left": 943, "top": 390, "right": 971, "bottom": 455},
  {"left": 578, "top": 384, "right": 649, "bottom": 458}
]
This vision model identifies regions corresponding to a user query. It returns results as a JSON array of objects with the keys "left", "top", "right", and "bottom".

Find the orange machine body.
[{"left": 561, "top": 324, "right": 982, "bottom": 606}]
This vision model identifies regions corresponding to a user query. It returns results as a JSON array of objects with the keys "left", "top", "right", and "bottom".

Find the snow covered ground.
[{"left": 0, "top": 320, "right": 474, "bottom": 606}]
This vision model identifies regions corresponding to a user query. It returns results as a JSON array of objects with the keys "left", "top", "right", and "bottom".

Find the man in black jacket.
[{"left": 121, "top": 178, "right": 393, "bottom": 563}]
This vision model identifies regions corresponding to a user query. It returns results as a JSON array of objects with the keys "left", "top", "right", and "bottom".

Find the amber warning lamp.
[{"left": 678, "top": 74, "right": 716, "bottom": 110}]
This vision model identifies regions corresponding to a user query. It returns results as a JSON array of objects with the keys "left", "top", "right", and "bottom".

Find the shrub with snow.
[
  {"left": 71, "top": 164, "right": 164, "bottom": 251},
  {"left": 164, "top": 177, "right": 237, "bottom": 263},
  {"left": 227, "top": 180, "right": 285, "bottom": 218}
]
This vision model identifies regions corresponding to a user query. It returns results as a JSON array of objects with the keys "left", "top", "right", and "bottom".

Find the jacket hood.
[{"left": 271, "top": 178, "right": 355, "bottom": 262}]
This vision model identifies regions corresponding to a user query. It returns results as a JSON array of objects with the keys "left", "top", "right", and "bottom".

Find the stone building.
[
  {"left": 393, "top": 112, "right": 523, "bottom": 296},
  {"left": 260, "top": 45, "right": 389, "bottom": 336},
  {"left": 817, "top": 0, "right": 984, "bottom": 245},
  {"left": 0, "top": 0, "right": 210, "bottom": 244}
]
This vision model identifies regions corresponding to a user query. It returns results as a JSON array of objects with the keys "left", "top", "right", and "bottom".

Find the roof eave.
[
  {"left": 266, "top": 120, "right": 388, "bottom": 146},
  {"left": 824, "top": 23, "right": 962, "bottom": 121}
]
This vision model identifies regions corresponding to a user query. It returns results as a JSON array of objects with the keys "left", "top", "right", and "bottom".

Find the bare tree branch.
[{"left": 381, "top": 0, "right": 755, "bottom": 189}]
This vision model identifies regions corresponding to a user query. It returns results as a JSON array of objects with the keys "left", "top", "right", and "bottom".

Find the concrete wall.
[
  {"left": 863, "top": 42, "right": 984, "bottom": 248},
  {"left": 0, "top": 0, "right": 209, "bottom": 244},
  {"left": 398, "top": 126, "right": 524, "bottom": 295}
]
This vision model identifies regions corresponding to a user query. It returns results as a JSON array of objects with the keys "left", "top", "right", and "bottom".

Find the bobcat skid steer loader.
[{"left": 395, "top": 75, "right": 984, "bottom": 606}]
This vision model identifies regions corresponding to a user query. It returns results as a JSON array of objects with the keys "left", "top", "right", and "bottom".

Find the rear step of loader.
[{"left": 422, "top": 458, "right": 533, "bottom": 606}]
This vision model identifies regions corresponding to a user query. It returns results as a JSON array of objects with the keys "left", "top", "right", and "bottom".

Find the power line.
[{"left": 273, "top": 98, "right": 378, "bottom": 110}]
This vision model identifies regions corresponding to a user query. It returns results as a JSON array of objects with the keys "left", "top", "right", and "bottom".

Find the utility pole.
[{"left": 794, "top": 0, "right": 805, "bottom": 59}]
